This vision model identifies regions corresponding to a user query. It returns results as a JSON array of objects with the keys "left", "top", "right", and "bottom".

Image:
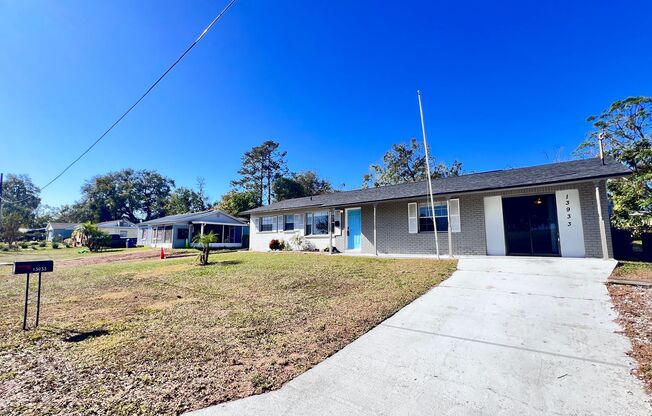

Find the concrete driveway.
[{"left": 189, "top": 257, "right": 650, "bottom": 416}]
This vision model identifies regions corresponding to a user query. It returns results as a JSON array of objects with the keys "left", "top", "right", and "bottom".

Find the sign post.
[{"left": 13, "top": 260, "right": 54, "bottom": 330}]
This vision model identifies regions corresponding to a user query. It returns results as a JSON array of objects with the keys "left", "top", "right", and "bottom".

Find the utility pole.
[
  {"left": 417, "top": 91, "right": 440, "bottom": 260},
  {"left": 0, "top": 172, "right": 4, "bottom": 227}
]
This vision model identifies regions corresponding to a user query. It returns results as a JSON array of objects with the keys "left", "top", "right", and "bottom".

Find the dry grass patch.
[
  {"left": 0, "top": 252, "right": 456, "bottom": 415},
  {"left": 609, "top": 261, "right": 652, "bottom": 392},
  {"left": 612, "top": 261, "right": 652, "bottom": 283}
]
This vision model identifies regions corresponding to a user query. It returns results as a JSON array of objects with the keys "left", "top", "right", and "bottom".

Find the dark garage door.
[{"left": 502, "top": 194, "right": 560, "bottom": 256}]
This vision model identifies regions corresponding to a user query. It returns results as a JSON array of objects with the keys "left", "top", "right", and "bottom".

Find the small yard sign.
[
  {"left": 13, "top": 260, "right": 54, "bottom": 274},
  {"left": 13, "top": 260, "right": 54, "bottom": 330}
]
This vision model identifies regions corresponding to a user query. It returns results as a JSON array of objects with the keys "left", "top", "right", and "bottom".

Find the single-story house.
[
  {"left": 137, "top": 209, "right": 249, "bottom": 249},
  {"left": 45, "top": 222, "right": 80, "bottom": 242},
  {"left": 18, "top": 227, "right": 46, "bottom": 241},
  {"left": 97, "top": 219, "right": 138, "bottom": 239},
  {"left": 242, "top": 157, "right": 630, "bottom": 259}
]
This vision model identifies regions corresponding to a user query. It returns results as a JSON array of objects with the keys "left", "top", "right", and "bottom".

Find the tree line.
[{"left": 2, "top": 95, "right": 650, "bottom": 241}]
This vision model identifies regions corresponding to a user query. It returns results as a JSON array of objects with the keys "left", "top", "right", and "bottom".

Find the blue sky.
[{"left": 1, "top": 0, "right": 651, "bottom": 207}]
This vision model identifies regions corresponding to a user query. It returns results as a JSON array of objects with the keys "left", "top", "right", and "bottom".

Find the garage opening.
[{"left": 502, "top": 194, "right": 560, "bottom": 256}]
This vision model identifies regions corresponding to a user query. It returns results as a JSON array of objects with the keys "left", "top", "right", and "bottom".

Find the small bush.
[
  {"left": 0, "top": 246, "right": 8, "bottom": 252},
  {"left": 38, "top": 241, "right": 46, "bottom": 248},
  {"left": 269, "top": 239, "right": 282, "bottom": 251},
  {"left": 19, "top": 242, "right": 29, "bottom": 249},
  {"left": 52, "top": 242, "right": 60, "bottom": 249}
]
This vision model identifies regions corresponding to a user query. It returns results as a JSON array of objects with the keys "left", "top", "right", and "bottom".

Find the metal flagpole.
[{"left": 417, "top": 90, "right": 440, "bottom": 259}]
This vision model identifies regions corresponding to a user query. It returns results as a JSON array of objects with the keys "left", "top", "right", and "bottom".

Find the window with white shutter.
[
  {"left": 408, "top": 203, "right": 418, "bottom": 234},
  {"left": 449, "top": 198, "right": 461, "bottom": 233}
]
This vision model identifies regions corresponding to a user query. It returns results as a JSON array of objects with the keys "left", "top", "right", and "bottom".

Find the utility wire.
[{"left": 1, "top": 0, "right": 237, "bottom": 205}]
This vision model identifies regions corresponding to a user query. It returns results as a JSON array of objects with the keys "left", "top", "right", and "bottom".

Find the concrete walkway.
[{"left": 189, "top": 257, "right": 651, "bottom": 416}]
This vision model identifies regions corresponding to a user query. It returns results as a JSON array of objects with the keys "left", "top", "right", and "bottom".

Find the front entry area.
[
  {"left": 346, "top": 208, "right": 362, "bottom": 250},
  {"left": 502, "top": 194, "right": 560, "bottom": 256}
]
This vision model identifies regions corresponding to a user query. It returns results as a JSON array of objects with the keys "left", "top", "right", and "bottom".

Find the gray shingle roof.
[
  {"left": 47, "top": 222, "right": 80, "bottom": 230},
  {"left": 138, "top": 209, "right": 247, "bottom": 226},
  {"left": 97, "top": 219, "right": 136, "bottom": 227},
  {"left": 241, "top": 157, "right": 630, "bottom": 215}
]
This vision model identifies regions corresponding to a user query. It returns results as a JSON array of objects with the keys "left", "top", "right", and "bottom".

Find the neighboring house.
[
  {"left": 97, "top": 219, "right": 138, "bottom": 239},
  {"left": 18, "top": 227, "right": 46, "bottom": 241},
  {"left": 45, "top": 222, "right": 80, "bottom": 242},
  {"left": 242, "top": 157, "right": 630, "bottom": 259},
  {"left": 137, "top": 209, "right": 249, "bottom": 249}
]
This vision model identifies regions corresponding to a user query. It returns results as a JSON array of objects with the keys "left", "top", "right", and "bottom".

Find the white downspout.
[
  {"left": 373, "top": 203, "right": 378, "bottom": 256},
  {"left": 594, "top": 181, "right": 610, "bottom": 259}
]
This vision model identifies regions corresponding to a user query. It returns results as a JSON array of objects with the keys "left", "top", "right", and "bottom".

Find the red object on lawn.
[{"left": 160, "top": 247, "right": 165, "bottom": 259}]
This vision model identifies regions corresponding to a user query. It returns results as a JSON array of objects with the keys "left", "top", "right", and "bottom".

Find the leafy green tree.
[
  {"left": 77, "top": 169, "right": 174, "bottom": 222},
  {"left": 166, "top": 187, "right": 208, "bottom": 215},
  {"left": 55, "top": 202, "right": 92, "bottom": 223},
  {"left": 0, "top": 212, "right": 23, "bottom": 244},
  {"left": 33, "top": 205, "right": 61, "bottom": 228},
  {"left": 363, "top": 138, "right": 462, "bottom": 188},
  {"left": 215, "top": 190, "right": 260, "bottom": 215},
  {"left": 231, "top": 140, "right": 287, "bottom": 205},
  {"left": 272, "top": 177, "right": 306, "bottom": 201},
  {"left": 72, "top": 221, "right": 110, "bottom": 252},
  {"left": 0, "top": 174, "right": 41, "bottom": 227},
  {"left": 576, "top": 97, "right": 652, "bottom": 232},
  {"left": 272, "top": 171, "right": 334, "bottom": 201},
  {"left": 291, "top": 170, "right": 333, "bottom": 196}
]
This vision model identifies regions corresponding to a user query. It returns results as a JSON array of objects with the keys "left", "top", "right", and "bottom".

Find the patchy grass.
[
  {"left": 0, "top": 252, "right": 456, "bottom": 415},
  {"left": 609, "top": 261, "right": 652, "bottom": 393},
  {"left": 612, "top": 261, "right": 652, "bottom": 282},
  {"left": 0, "top": 246, "right": 153, "bottom": 263}
]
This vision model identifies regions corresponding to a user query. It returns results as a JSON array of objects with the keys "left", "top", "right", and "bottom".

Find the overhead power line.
[{"left": 1, "top": 0, "right": 237, "bottom": 205}]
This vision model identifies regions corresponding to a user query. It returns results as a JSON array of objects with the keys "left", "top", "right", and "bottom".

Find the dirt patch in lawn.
[
  {"left": 0, "top": 252, "right": 456, "bottom": 415},
  {"left": 55, "top": 249, "right": 195, "bottom": 268},
  {"left": 609, "top": 261, "right": 652, "bottom": 392}
]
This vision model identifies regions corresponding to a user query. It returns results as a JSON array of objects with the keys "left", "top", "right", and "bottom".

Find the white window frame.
[
  {"left": 259, "top": 216, "right": 276, "bottom": 233},
  {"left": 283, "top": 214, "right": 295, "bottom": 231},
  {"left": 305, "top": 210, "right": 329, "bottom": 236},
  {"left": 418, "top": 201, "right": 448, "bottom": 233}
]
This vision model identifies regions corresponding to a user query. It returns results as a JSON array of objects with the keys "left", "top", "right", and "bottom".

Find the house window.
[
  {"left": 305, "top": 211, "right": 329, "bottom": 235},
  {"left": 163, "top": 226, "right": 173, "bottom": 243},
  {"left": 260, "top": 216, "right": 275, "bottom": 232},
  {"left": 223, "top": 225, "right": 242, "bottom": 243},
  {"left": 177, "top": 228, "right": 189, "bottom": 240},
  {"left": 305, "top": 213, "right": 313, "bottom": 235},
  {"left": 140, "top": 228, "right": 147, "bottom": 240},
  {"left": 419, "top": 202, "right": 448, "bottom": 232},
  {"left": 284, "top": 215, "right": 294, "bottom": 231},
  {"left": 120, "top": 230, "right": 128, "bottom": 238}
]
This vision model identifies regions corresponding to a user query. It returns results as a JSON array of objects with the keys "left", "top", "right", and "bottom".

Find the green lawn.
[{"left": 0, "top": 251, "right": 456, "bottom": 415}]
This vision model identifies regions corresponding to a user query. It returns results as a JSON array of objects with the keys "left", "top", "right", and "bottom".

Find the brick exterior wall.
[{"left": 358, "top": 180, "right": 613, "bottom": 258}]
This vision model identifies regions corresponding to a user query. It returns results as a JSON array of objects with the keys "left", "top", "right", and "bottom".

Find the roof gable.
[{"left": 139, "top": 209, "right": 248, "bottom": 226}]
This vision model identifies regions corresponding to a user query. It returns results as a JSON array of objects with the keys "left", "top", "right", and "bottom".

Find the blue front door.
[{"left": 347, "top": 208, "right": 362, "bottom": 250}]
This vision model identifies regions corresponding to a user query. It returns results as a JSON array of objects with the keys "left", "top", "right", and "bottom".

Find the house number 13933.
[{"left": 565, "top": 194, "right": 572, "bottom": 227}]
